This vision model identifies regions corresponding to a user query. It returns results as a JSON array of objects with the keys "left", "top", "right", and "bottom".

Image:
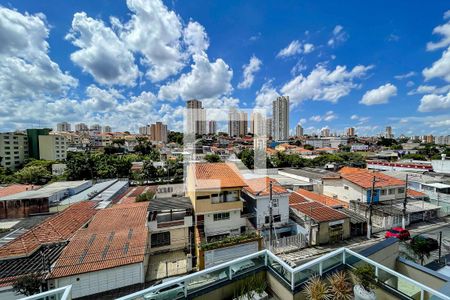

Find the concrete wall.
[
  {"left": 54, "top": 263, "right": 144, "bottom": 299},
  {"left": 316, "top": 218, "right": 351, "bottom": 244},
  {"left": 204, "top": 209, "right": 245, "bottom": 237},
  {"left": 0, "top": 198, "right": 49, "bottom": 219},
  {"left": 149, "top": 226, "right": 190, "bottom": 254}
]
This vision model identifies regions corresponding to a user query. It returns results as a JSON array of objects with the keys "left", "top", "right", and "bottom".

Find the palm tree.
[
  {"left": 407, "top": 236, "right": 434, "bottom": 265},
  {"left": 303, "top": 276, "right": 331, "bottom": 300},
  {"left": 328, "top": 271, "right": 353, "bottom": 300}
]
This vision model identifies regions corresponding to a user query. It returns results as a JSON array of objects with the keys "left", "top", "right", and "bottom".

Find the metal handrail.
[{"left": 20, "top": 285, "right": 72, "bottom": 300}]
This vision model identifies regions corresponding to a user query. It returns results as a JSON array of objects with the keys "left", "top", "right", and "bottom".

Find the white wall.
[
  {"left": 54, "top": 263, "right": 144, "bottom": 299},
  {"left": 255, "top": 194, "right": 289, "bottom": 229},
  {"left": 204, "top": 209, "right": 246, "bottom": 237}
]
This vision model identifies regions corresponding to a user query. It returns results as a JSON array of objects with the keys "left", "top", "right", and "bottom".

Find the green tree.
[
  {"left": 13, "top": 273, "right": 42, "bottom": 296},
  {"left": 168, "top": 131, "right": 184, "bottom": 145},
  {"left": 204, "top": 153, "right": 221, "bottom": 163},
  {"left": 136, "top": 191, "right": 155, "bottom": 202},
  {"left": 15, "top": 166, "right": 52, "bottom": 184},
  {"left": 402, "top": 153, "right": 427, "bottom": 161},
  {"left": 303, "top": 144, "right": 314, "bottom": 150},
  {"left": 143, "top": 160, "right": 158, "bottom": 182},
  {"left": 238, "top": 148, "right": 254, "bottom": 169},
  {"left": 407, "top": 236, "right": 434, "bottom": 265}
]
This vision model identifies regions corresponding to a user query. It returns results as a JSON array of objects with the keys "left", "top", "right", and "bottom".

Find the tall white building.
[
  {"left": 385, "top": 126, "right": 393, "bottom": 139},
  {"left": 0, "top": 132, "right": 28, "bottom": 170},
  {"left": 250, "top": 112, "right": 267, "bottom": 137},
  {"left": 186, "top": 99, "right": 206, "bottom": 135},
  {"left": 266, "top": 118, "right": 273, "bottom": 139},
  {"left": 90, "top": 124, "right": 102, "bottom": 132},
  {"left": 56, "top": 122, "right": 71, "bottom": 132},
  {"left": 39, "top": 135, "right": 67, "bottom": 161},
  {"left": 228, "top": 109, "right": 248, "bottom": 137},
  {"left": 273, "top": 96, "right": 289, "bottom": 141},
  {"left": 208, "top": 120, "right": 217, "bottom": 135},
  {"left": 139, "top": 125, "right": 150, "bottom": 135},
  {"left": 296, "top": 124, "right": 304, "bottom": 137},
  {"left": 321, "top": 128, "right": 331, "bottom": 137},
  {"left": 102, "top": 125, "right": 112, "bottom": 133},
  {"left": 75, "top": 123, "right": 88, "bottom": 132}
]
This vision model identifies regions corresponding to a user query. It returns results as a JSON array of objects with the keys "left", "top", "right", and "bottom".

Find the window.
[
  {"left": 388, "top": 188, "right": 396, "bottom": 195},
  {"left": 272, "top": 199, "right": 279, "bottom": 207},
  {"left": 151, "top": 232, "right": 170, "bottom": 247},
  {"left": 213, "top": 212, "right": 230, "bottom": 221},
  {"left": 344, "top": 185, "right": 349, "bottom": 190},
  {"left": 381, "top": 189, "right": 386, "bottom": 196},
  {"left": 197, "top": 195, "right": 210, "bottom": 200},
  {"left": 398, "top": 187, "right": 405, "bottom": 194},
  {"left": 273, "top": 215, "right": 281, "bottom": 222},
  {"left": 265, "top": 216, "right": 270, "bottom": 224}
]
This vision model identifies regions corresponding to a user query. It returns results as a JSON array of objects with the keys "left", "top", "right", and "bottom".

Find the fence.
[{"left": 264, "top": 233, "right": 306, "bottom": 254}]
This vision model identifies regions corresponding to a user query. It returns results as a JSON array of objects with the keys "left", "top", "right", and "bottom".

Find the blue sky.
[{"left": 0, "top": 0, "right": 449, "bottom": 136}]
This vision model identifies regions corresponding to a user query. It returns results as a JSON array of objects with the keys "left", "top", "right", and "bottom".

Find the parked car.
[
  {"left": 230, "top": 260, "right": 256, "bottom": 276},
  {"left": 144, "top": 282, "right": 184, "bottom": 300},
  {"left": 385, "top": 227, "right": 410, "bottom": 240}
]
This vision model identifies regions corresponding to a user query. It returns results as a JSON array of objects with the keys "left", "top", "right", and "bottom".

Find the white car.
[{"left": 144, "top": 282, "right": 184, "bottom": 300}]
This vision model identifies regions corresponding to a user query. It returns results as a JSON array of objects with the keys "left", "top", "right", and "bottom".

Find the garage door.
[{"left": 204, "top": 241, "right": 258, "bottom": 268}]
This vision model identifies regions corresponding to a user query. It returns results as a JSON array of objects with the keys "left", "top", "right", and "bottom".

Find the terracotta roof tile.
[
  {"left": 50, "top": 202, "right": 148, "bottom": 278},
  {"left": 189, "top": 162, "right": 247, "bottom": 190},
  {"left": 290, "top": 201, "right": 348, "bottom": 222},
  {"left": 339, "top": 168, "right": 405, "bottom": 189},
  {"left": 407, "top": 189, "right": 427, "bottom": 198},
  {"left": 289, "top": 192, "right": 309, "bottom": 205},
  {"left": 0, "top": 201, "right": 97, "bottom": 259},
  {"left": 295, "top": 189, "right": 348, "bottom": 208},
  {"left": 243, "top": 177, "right": 288, "bottom": 196},
  {"left": 0, "top": 184, "right": 40, "bottom": 197}
]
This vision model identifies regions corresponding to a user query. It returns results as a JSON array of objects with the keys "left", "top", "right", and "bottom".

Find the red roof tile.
[
  {"left": 50, "top": 202, "right": 148, "bottom": 278},
  {"left": 0, "top": 184, "right": 39, "bottom": 197},
  {"left": 289, "top": 192, "right": 309, "bottom": 205},
  {"left": 0, "top": 201, "right": 97, "bottom": 259},
  {"left": 243, "top": 177, "right": 288, "bottom": 196},
  {"left": 339, "top": 168, "right": 405, "bottom": 189},
  {"left": 295, "top": 189, "right": 348, "bottom": 208},
  {"left": 189, "top": 162, "right": 247, "bottom": 190},
  {"left": 407, "top": 189, "right": 427, "bottom": 198},
  {"left": 290, "top": 202, "right": 348, "bottom": 222}
]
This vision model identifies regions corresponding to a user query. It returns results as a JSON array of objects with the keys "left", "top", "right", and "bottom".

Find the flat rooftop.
[{"left": 279, "top": 167, "right": 340, "bottom": 180}]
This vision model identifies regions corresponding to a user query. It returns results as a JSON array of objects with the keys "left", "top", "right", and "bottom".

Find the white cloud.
[
  {"left": 0, "top": 6, "right": 77, "bottom": 101},
  {"left": 255, "top": 81, "right": 280, "bottom": 109},
  {"left": 328, "top": 25, "right": 348, "bottom": 47},
  {"left": 277, "top": 40, "right": 302, "bottom": 58},
  {"left": 418, "top": 92, "right": 450, "bottom": 112},
  {"left": 394, "top": 71, "right": 416, "bottom": 80},
  {"left": 426, "top": 19, "right": 450, "bottom": 51},
  {"left": 82, "top": 85, "right": 123, "bottom": 111},
  {"left": 281, "top": 64, "right": 373, "bottom": 106},
  {"left": 120, "top": 0, "right": 186, "bottom": 82},
  {"left": 158, "top": 53, "right": 233, "bottom": 100},
  {"left": 66, "top": 12, "right": 139, "bottom": 86},
  {"left": 238, "top": 55, "right": 262, "bottom": 89},
  {"left": 303, "top": 43, "right": 314, "bottom": 54},
  {"left": 290, "top": 59, "right": 307, "bottom": 76},
  {"left": 406, "top": 81, "right": 415, "bottom": 88},
  {"left": 408, "top": 84, "right": 450, "bottom": 95},
  {"left": 309, "top": 111, "right": 337, "bottom": 122},
  {"left": 423, "top": 48, "right": 450, "bottom": 82},
  {"left": 445, "top": 10, "right": 450, "bottom": 20},
  {"left": 183, "top": 21, "right": 209, "bottom": 55},
  {"left": 350, "top": 114, "right": 370, "bottom": 124},
  {"left": 359, "top": 83, "right": 397, "bottom": 106}
]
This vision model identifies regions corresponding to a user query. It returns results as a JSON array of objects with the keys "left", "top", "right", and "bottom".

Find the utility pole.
[
  {"left": 269, "top": 180, "right": 273, "bottom": 251},
  {"left": 402, "top": 174, "right": 408, "bottom": 229},
  {"left": 367, "top": 176, "right": 376, "bottom": 239}
]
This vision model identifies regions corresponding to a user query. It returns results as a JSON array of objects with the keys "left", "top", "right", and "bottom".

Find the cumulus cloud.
[
  {"left": 158, "top": 53, "right": 233, "bottom": 100},
  {"left": 277, "top": 40, "right": 302, "bottom": 58},
  {"left": 350, "top": 114, "right": 370, "bottom": 124},
  {"left": 303, "top": 43, "right": 314, "bottom": 54},
  {"left": 408, "top": 84, "right": 450, "bottom": 95},
  {"left": 328, "top": 25, "right": 348, "bottom": 47},
  {"left": 255, "top": 81, "right": 280, "bottom": 108},
  {"left": 359, "top": 83, "right": 397, "bottom": 105},
  {"left": 120, "top": 0, "right": 186, "bottom": 82},
  {"left": 0, "top": 6, "right": 77, "bottom": 101},
  {"left": 418, "top": 92, "right": 450, "bottom": 112},
  {"left": 183, "top": 20, "right": 209, "bottom": 55},
  {"left": 423, "top": 48, "right": 450, "bottom": 82},
  {"left": 309, "top": 111, "right": 337, "bottom": 122},
  {"left": 238, "top": 55, "right": 262, "bottom": 89},
  {"left": 66, "top": 12, "right": 139, "bottom": 86},
  {"left": 281, "top": 64, "right": 373, "bottom": 106},
  {"left": 394, "top": 71, "right": 416, "bottom": 80},
  {"left": 426, "top": 18, "right": 450, "bottom": 51}
]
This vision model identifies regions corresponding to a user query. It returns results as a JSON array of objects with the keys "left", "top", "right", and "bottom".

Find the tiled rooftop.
[
  {"left": 243, "top": 177, "right": 288, "bottom": 196},
  {"left": 190, "top": 162, "right": 247, "bottom": 190},
  {"left": 407, "top": 189, "right": 427, "bottom": 198},
  {"left": 50, "top": 202, "right": 149, "bottom": 278},
  {"left": 0, "top": 184, "right": 39, "bottom": 198},
  {"left": 338, "top": 167, "right": 405, "bottom": 189},
  {"left": 0, "top": 201, "right": 97, "bottom": 259},
  {"left": 290, "top": 201, "right": 349, "bottom": 222},
  {"left": 295, "top": 189, "right": 348, "bottom": 208}
]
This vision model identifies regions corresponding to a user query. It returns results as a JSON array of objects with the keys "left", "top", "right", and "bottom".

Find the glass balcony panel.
[
  {"left": 186, "top": 267, "right": 229, "bottom": 292},
  {"left": 294, "top": 263, "right": 320, "bottom": 286},
  {"left": 321, "top": 253, "right": 343, "bottom": 273},
  {"left": 396, "top": 276, "right": 422, "bottom": 298},
  {"left": 344, "top": 252, "right": 363, "bottom": 269},
  {"left": 230, "top": 256, "right": 265, "bottom": 278},
  {"left": 267, "top": 255, "right": 291, "bottom": 283}
]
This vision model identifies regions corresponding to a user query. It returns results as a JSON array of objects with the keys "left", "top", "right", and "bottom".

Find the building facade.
[
  {"left": 208, "top": 120, "right": 217, "bottom": 135},
  {"left": 186, "top": 99, "right": 206, "bottom": 135},
  {"left": 149, "top": 122, "right": 168, "bottom": 143},
  {"left": 273, "top": 96, "right": 289, "bottom": 141},
  {"left": 26, "top": 128, "right": 51, "bottom": 159},
  {"left": 39, "top": 135, "right": 68, "bottom": 160},
  {"left": 228, "top": 109, "right": 248, "bottom": 137},
  {"left": 296, "top": 124, "right": 304, "bottom": 137},
  {"left": 56, "top": 122, "right": 71, "bottom": 132},
  {"left": 0, "top": 132, "right": 29, "bottom": 170},
  {"left": 75, "top": 123, "right": 88, "bottom": 132}
]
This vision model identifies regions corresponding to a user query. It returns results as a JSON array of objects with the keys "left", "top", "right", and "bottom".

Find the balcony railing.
[
  {"left": 23, "top": 246, "right": 450, "bottom": 300},
  {"left": 20, "top": 285, "right": 72, "bottom": 300}
]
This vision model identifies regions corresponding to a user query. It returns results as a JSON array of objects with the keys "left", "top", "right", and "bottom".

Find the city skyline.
[{"left": 0, "top": 1, "right": 450, "bottom": 136}]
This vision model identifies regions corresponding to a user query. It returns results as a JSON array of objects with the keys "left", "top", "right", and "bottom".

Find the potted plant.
[
  {"left": 328, "top": 270, "right": 353, "bottom": 300},
  {"left": 303, "top": 276, "right": 330, "bottom": 300},
  {"left": 352, "top": 264, "right": 377, "bottom": 300}
]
